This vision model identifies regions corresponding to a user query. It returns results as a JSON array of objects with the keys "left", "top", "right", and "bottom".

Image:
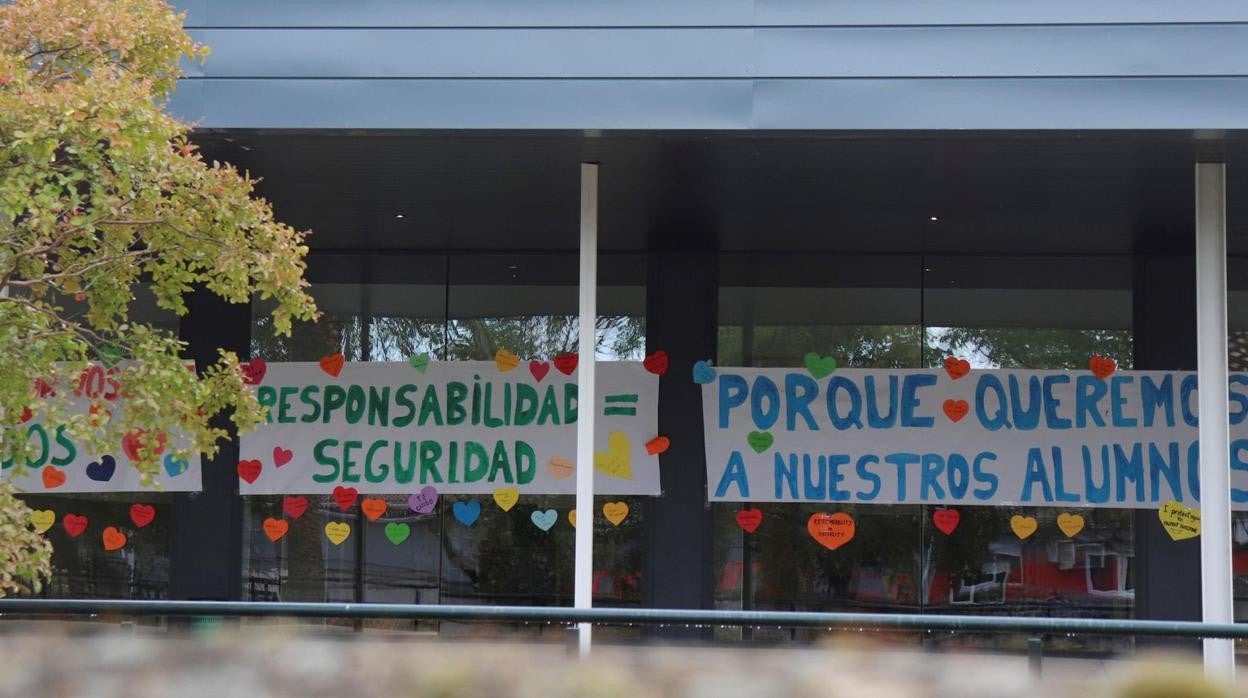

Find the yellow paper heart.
[
  {"left": 494, "top": 348, "right": 520, "bottom": 373},
  {"left": 603, "top": 501, "right": 629, "bottom": 526},
  {"left": 1010, "top": 515, "right": 1038, "bottom": 540},
  {"left": 493, "top": 486, "right": 520, "bottom": 512},
  {"left": 568, "top": 509, "right": 577, "bottom": 528},
  {"left": 594, "top": 431, "right": 632, "bottom": 480},
  {"left": 324, "top": 521, "right": 352, "bottom": 545},
  {"left": 30, "top": 509, "right": 55, "bottom": 533},
  {"left": 1159, "top": 500, "right": 1201, "bottom": 541},
  {"left": 1056, "top": 512, "right": 1085, "bottom": 538}
]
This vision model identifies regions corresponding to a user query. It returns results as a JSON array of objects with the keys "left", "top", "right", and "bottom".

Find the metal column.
[{"left": 574, "top": 163, "right": 599, "bottom": 657}]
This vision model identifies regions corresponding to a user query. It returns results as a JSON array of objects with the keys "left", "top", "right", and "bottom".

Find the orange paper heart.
[
  {"left": 361, "top": 497, "right": 388, "bottom": 521},
  {"left": 102, "top": 526, "right": 127, "bottom": 551},
  {"left": 263, "top": 517, "right": 289, "bottom": 542},
  {"left": 943, "top": 357, "right": 971, "bottom": 380},
  {"left": 1089, "top": 356, "right": 1116, "bottom": 380},
  {"left": 41, "top": 466, "right": 66, "bottom": 489},
  {"left": 942, "top": 399, "right": 970, "bottom": 423},
  {"left": 319, "top": 353, "right": 345, "bottom": 377},
  {"left": 548, "top": 456, "right": 574, "bottom": 480},
  {"left": 645, "top": 436, "right": 670, "bottom": 455},
  {"left": 808, "top": 512, "right": 855, "bottom": 550}
]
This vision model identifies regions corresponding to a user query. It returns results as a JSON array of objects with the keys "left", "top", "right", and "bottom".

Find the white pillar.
[
  {"left": 574, "top": 162, "right": 599, "bottom": 657},
  {"left": 1196, "top": 162, "right": 1235, "bottom": 679}
]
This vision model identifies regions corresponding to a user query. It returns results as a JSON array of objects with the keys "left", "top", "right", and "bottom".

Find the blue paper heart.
[
  {"left": 452, "top": 500, "right": 481, "bottom": 526},
  {"left": 163, "top": 454, "right": 189, "bottom": 477},
  {"left": 530, "top": 509, "right": 557, "bottom": 531},
  {"left": 692, "top": 360, "right": 716, "bottom": 385},
  {"left": 85, "top": 455, "right": 116, "bottom": 482}
]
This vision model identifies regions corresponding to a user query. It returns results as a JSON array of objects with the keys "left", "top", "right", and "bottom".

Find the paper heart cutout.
[
  {"left": 86, "top": 455, "right": 117, "bottom": 482},
  {"left": 361, "top": 497, "right": 387, "bottom": 521},
  {"left": 129, "top": 503, "right": 155, "bottom": 528},
  {"left": 691, "top": 360, "right": 716, "bottom": 385},
  {"left": 332, "top": 485, "right": 358, "bottom": 511},
  {"left": 493, "top": 486, "right": 520, "bottom": 512},
  {"left": 1159, "top": 500, "right": 1200, "bottom": 541},
  {"left": 1010, "top": 515, "right": 1038, "bottom": 540},
  {"left": 747, "top": 431, "right": 773, "bottom": 454},
  {"left": 943, "top": 357, "right": 971, "bottom": 380},
  {"left": 808, "top": 512, "right": 855, "bottom": 550},
  {"left": 452, "top": 500, "right": 481, "bottom": 526},
  {"left": 548, "top": 456, "right": 574, "bottom": 479},
  {"left": 41, "top": 466, "right": 66, "bottom": 489},
  {"left": 736, "top": 508, "right": 763, "bottom": 534},
  {"left": 162, "top": 453, "right": 188, "bottom": 477},
  {"left": 282, "top": 495, "right": 308, "bottom": 519},
  {"left": 494, "top": 348, "right": 521, "bottom": 373},
  {"left": 385, "top": 522, "right": 411, "bottom": 545},
  {"left": 408, "top": 486, "right": 439, "bottom": 514},
  {"left": 568, "top": 509, "right": 577, "bottom": 528},
  {"left": 594, "top": 431, "right": 632, "bottom": 480},
  {"left": 272, "top": 446, "right": 293, "bottom": 468},
  {"left": 645, "top": 436, "right": 670, "bottom": 455},
  {"left": 33, "top": 377, "right": 55, "bottom": 398},
  {"left": 643, "top": 350, "right": 669, "bottom": 376},
  {"left": 319, "top": 353, "right": 345, "bottom": 378},
  {"left": 529, "top": 360, "right": 551, "bottom": 382},
  {"left": 1089, "top": 356, "right": 1117, "bottom": 380},
  {"left": 122, "top": 429, "right": 166, "bottom": 462},
  {"left": 1056, "top": 512, "right": 1085, "bottom": 538},
  {"left": 237, "top": 459, "right": 262, "bottom": 484},
  {"left": 18, "top": 406, "right": 32, "bottom": 424},
  {"left": 62, "top": 513, "right": 88, "bottom": 538},
  {"left": 943, "top": 399, "right": 970, "bottom": 423},
  {"left": 603, "top": 501, "right": 630, "bottom": 526},
  {"left": 804, "top": 352, "right": 838, "bottom": 379},
  {"left": 241, "top": 357, "right": 267, "bottom": 385},
  {"left": 408, "top": 352, "right": 430, "bottom": 373},
  {"left": 324, "top": 521, "right": 351, "bottom": 545},
  {"left": 30, "top": 509, "right": 55, "bottom": 533},
  {"left": 263, "top": 517, "right": 289, "bottom": 542},
  {"left": 933, "top": 508, "right": 960, "bottom": 535},
  {"left": 531, "top": 509, "right": 557, "bottom": 531},
  {"left": 98, "top": 345, "right": 124, "bottom": 369},
  {"left": 102, "top": 526, "right": 127, "bottom": 551},
  {"left": 553, "top": 353, "right": 578, "bottom": 375}
]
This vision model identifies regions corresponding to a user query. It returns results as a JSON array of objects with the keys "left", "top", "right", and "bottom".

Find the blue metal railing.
[{"left": 0, "top": 598, "right": 1244, "bottom": 640}]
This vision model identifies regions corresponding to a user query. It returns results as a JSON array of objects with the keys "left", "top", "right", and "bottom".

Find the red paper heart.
[
  {"left": 932, "top": 508, "right": 960, "bottom": 535},
  {"left": 943, "top": 357, "right": 971, "bottom": 380},
  {"left": 736, "top": 508, "right": 763, "bottom": 534},
  {"left": 240, "top": 358, "right": 267, "bottom": 385},
  {"left": 553, "top": 353, "right": 578, "bottom": 375},
  {"left": 33, "top": 377, "right": 55, "bottom": 398},
  {"left": 1089, "top": 355, "right": 1116, "bottom": 380},
  {"left": 129, "top": 503, "right": 156, "bottom": 528},
  {"left": 529, "top": 360, "right": 551, "bottom": 382},
  {"left": 282, "top": 495, "right": 308, "bottom": 519},
  {"left": 319, "top": 353, "right": 345, "bottom": 377},
  {"left": 18, "top": 407, "right": 32, "bottom": 424},
  {"left": 272, "top": 446, "right": 293, "bottom": 467},
  {"left": 643, "top": 351, "right": 669, "bottom": 376},
  {"left": 122, "top": 429, "right": 166, "bottom": 461},
  {"left": 237, "top": 459, "right": 262, "bottom": 484},
  {"left": 332, "top": 485, "right": 359, "bottom": 511},
  {"left": 62, "top": 513, "right": 88, "bottom": 538},
  {"left": 942, "top": 399, "right": 969, "bottom": 423},
  {"left": 645, "top": 436, "right": 670, "bottom": 455},
  {"left": 41, "top": 466, "right": 66, "bottom": 489}
]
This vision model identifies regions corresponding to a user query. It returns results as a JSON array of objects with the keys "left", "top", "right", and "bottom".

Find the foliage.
[
  {"left": 0, "top": 0, "right": 318, "bottom": 593},
  {"left": 0, "top": 483, "right": 52, "bottom": 596}
]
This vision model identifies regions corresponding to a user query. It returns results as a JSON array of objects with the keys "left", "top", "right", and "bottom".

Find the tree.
[{"left": 0, "top": 0, "right": 318, "bottom": 594}]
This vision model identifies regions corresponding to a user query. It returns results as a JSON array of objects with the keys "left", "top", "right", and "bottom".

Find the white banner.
[
  {"left": 239, "top": 359, "right": 661, "bottom": 495},
  {"left": 702, "top": 366, "right": 1248, "bottom": 509},
  {"left": 4, "top": 363, "right": 202, "bottom": 493}
]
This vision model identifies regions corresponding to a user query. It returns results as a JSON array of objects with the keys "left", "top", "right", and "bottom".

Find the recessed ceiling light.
[
  {"left": 928, "top": 216, "right": 939, "bottom": 222},
  {"left": 394, "top": 214, "right": 405, "bottom": 219}
]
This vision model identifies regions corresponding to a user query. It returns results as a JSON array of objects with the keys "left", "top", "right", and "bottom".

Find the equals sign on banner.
[{"left": 603, "top": 394, "right": 638, "bottom": 416}]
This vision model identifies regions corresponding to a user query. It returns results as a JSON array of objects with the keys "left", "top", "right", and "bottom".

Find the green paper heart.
[
  {"left": 747, "top": 431, "right": 774, "bottom": 454},
  {"left": 98, "top": 345, "right": 124, "bottom": 369},
  {"left": 408, "top": 352, "right": 430, "bottom": 373},
  {"left": 384, "top": 521, "right": 411, "bottom": 545},
  {"left": 804, "top": 352, "right": 838, "bottom": 379}
]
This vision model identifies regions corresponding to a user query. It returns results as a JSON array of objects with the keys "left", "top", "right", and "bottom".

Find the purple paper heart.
[{"left": 408, "top": 486, "right": 439, "bottom": 514}]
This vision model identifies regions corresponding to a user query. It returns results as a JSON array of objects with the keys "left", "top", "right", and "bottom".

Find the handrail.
[{"left": 0, "top": 599, "right": 1244, "bottom": 639}]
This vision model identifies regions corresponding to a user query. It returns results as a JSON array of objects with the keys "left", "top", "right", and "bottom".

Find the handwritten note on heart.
[
  {"left": 282, "top": 495, "right": 308, "bottom": 519},
  {"left": 932, "top": 508, "right": 960, "bottom": 535},
  {"left": 41, "top": 466, "right": 66, "bottom": 489},
  {"left": 332, "top": 485, "right": 358, "bottom": 511},
  {"left": 62, "top": 513, "right": 88, "bottom": 538},
  {"left": 493, "top": 486, "right": 520, "bottom": 512},
  {"left": 548, "top": 456, "right": 574, "bottom": 479},
  {"left": 735, "top": 508, "right": 763, "bottom": 534},
  {"left": 943, "top": 357, "right": 971, "bottom": 380},
  {"left": 408, "top": 486, "right": 438, "bottom": 514},
  {"left": 30, "top": 509, "right": 55, "bottom": 533},
  {"left": 129, "top": 503, "right": 155, "bottom": 528},
  {"left": 594, "top": 431, "right": 632, "bottom": 480},
  {"left": 361, "top": 497, "right": 387, "bottom": 521},
  {"left": 531, "top": 509, "right": 557, "bottom": 531},
  {"left": 263, "top": 517, "right": 289, "bottom": 542},
  {"left": 1159, "top": 500, "right": 1200, "bottom": 541},
  {"left": 603, "top": 501, "right": 629, "bottom": 526},
  {"left": 808, "top": 512, "right": 855, "bottom": 550},
  {"left": 319, "top": 353, "right": 345, "bottom": 377},
  {"left": 102, "top": 526, "right": 127, "bottom": 551},
  {"left": 385, "top": 522, "right": 411, "bottom": 545},
  {"left": 1056, "top": 512, "right": 1085, "bottom": 538},
  {"left": 942, "top": 399, "right": 970, "bottom": 423},
  {"left": 804, "top": 352, "right": 838, "bottom": 380},
  {"left": 494, "top": 348, "right": 520, "bottom": 373},
  {"left": 1010, "top": 515, "right": 1038, "bottom": 540},
  {"left": 324, "top": 521, "right": 351, "bottom": 545}
]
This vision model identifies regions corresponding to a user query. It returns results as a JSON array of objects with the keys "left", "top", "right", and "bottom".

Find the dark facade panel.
[
  {"left": 754, "top": 0, "right": 1248, "bottom": 26},
  {"left": 188, "top": 25, "right": 1248, "bottom": 79}
]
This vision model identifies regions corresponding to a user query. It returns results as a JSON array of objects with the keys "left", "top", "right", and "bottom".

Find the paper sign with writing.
[
  {"left": 703, "top": 367, "right": 1248, "bottom": 509},
  {"left": 239, "top": 361, "right": 660, "bottom": 495}
]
